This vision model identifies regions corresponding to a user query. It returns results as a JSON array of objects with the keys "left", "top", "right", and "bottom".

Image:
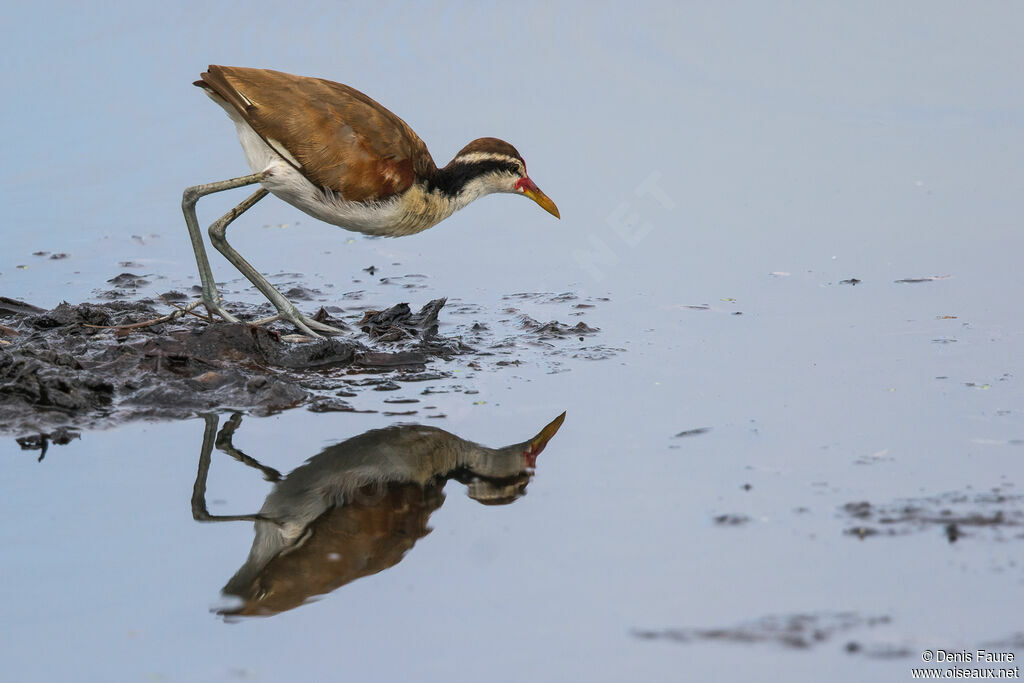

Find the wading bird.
[{"left": 183, "top": 66, "right": 560, "bottom": 338}]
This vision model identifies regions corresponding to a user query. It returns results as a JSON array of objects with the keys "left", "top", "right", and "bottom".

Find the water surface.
[{"left": 2, "top": 3, "right": 1023, "bottom": 681}]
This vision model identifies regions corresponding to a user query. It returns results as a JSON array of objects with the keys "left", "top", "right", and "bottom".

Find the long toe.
[
  {"left": 203, "top": 298, "right": 241, "bottom": 323},
  {"left": 280, "top": 310, "right": 322, "bottom": 338},
  {"left": 303, "top": 317, "right": 347, "bottom": 335}
]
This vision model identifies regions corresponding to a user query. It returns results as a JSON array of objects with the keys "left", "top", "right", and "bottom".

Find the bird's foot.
[
  {"left": 250, "top": 312, "right": 346, "bottom": 338},
  {"left": 266, "top": 302, "right": 337, "bottom": 339},
  {"left": 202, "top": 297, "right": 241, "bottom": 323},
  {"left": 303, "top": 316, "right": 347, "bottom": 335},
  {"left": 193, "top": 297, "right": 345, "bottom": 341}
]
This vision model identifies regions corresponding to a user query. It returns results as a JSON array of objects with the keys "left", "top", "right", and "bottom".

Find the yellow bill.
[{"left": 517, "top": 177, "right": 561, "bottom": 218}]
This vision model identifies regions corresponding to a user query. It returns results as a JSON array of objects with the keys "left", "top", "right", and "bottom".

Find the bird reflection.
[{"left": 191, "top": 411, "right": 566, "bottom": 618}]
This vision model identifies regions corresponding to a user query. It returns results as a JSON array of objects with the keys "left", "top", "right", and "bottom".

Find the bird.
[
  {"left": 182, "top": 65, "right": 560, "bottom": 338},
  {"left": 191, "top": 411, "right": 566, "bottom": 616}
]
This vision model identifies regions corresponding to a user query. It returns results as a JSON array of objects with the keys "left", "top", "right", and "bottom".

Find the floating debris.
[
  {"left": 894, "top": 275, "right": 951, "bottom": 284},
  {"left": 839, "top": 491, "right": 1024, "bottom": 542},
  {"left": 15, "top": 426, "right": 81, "bottom": 461},
  {"left": 106, "top": 272, "right": 150, "bottom": 288},
  {"left": 674, "top": 427, "right": 712, "bottom": 438},
  {"left": 713, "top": 514, "right": 751, "bottom": 526},
  {"left": 633, "top": 612, "right": 891, "bottom": 650}
]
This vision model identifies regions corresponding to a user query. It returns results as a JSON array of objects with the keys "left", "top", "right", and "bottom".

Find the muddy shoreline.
[
  {"left": 0, "top": 296, "right": 455, "bottom": 436},
  {"left": 1, "top": 292, "right": 606, "bottom": 440}
]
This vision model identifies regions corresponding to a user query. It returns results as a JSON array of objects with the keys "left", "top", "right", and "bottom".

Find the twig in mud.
[
  {"left": 76, "top": 298, "right": 318, "bottom": 342},
  {"left": 161, "top": 295, "right": 214, "bottom": 323},
  {"left": 81, "top": 299, "right": 207, "bottom": 331}
]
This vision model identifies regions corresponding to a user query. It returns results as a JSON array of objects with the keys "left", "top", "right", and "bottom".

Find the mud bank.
[
  {"left": 0, "top": 296, "right": 459, "bottom": 436},
  {"left": 1, "top": 292, "right": 610, "bottom": 439}
]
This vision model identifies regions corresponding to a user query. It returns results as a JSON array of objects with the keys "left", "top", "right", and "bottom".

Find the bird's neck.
[
  {"left": 428, "top": 160, "right": 509, "bottom": 206},
  {"left": 393, "top": 163, "right": 508, "bottom": 233}
]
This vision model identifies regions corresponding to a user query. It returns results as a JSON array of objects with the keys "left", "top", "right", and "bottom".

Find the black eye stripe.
[{"left": 429, "top": 159, "right": 522, "bottom": 195}]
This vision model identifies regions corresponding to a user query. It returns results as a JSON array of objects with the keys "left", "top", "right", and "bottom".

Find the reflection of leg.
[
  {"left": 208, "top": 189, "right": 345, "bottom": 338},
  {"left": 190, "top": 413, "right": 274, "bottom": 524},
  {"left": 215, "top": 413, "right": 282, "bottom": 482},
  {"left": 181, "top": 173, "right": 266, "bottom": 321},
  {"left": 192, "top": 414, "right": 225, "bottom": 521}
]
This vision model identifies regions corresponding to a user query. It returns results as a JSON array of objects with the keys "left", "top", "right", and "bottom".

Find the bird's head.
[
  {"left": 456, "top": 411, "right": 567, "bottom": 505},
  {"left": 445, "top": 137, "right": 560, "bottom": 218}
]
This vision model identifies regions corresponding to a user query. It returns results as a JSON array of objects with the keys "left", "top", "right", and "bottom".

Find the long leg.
[
  {"left": 208, "top": 191, "right": 345, "bottom": 337},
  {"left": 215, "top": 412, "right": 282, "bottom": 482},
  {"left": 191, "top": 413, "right": 276, "bottom": 524},
  {"left": 182, "top": 173, "right": 266, "bottom": 322}
]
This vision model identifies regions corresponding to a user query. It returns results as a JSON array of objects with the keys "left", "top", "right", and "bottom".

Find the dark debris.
[
  {"left": 840, "top": 491, "right": 1024, "bottom": 542},
  {"left": 0, "top": 298, "right": 461, "bottom": 436},
  {"left": 632, "top": 612, "right": 892, "bottom": 651},
  {"left": 2, "top": 289, "right": 614, "bottom": 439}
]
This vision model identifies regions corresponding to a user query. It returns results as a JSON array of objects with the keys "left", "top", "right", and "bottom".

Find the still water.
[{"left": 2, "top": 3, "right": 1023, "bottom": 681}]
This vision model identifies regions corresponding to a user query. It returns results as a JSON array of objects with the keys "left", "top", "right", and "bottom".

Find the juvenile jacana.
[{"left": 182, "top": 65, "right": 560, "bottom": 338}]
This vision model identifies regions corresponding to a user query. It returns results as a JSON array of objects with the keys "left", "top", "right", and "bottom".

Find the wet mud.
[{"left": 1, "top": 290, "right": 613, "bottom": 438}]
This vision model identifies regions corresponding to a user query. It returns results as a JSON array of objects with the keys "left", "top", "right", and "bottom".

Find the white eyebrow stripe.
[{"left": 453, "top": 151, "right": 525, "bottom": 173}]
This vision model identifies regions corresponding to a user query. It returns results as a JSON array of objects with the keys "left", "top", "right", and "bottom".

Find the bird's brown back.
[
  {"left": 223, "top": 482, "right": 443, "bottom": 617},
  {"left": 196, "top": 65, "right": 436, "bottom": 202}
]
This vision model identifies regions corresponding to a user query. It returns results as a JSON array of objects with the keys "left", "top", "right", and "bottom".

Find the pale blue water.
[{"left": 2, "top": 3, "right": 1023, "bottom": 681}]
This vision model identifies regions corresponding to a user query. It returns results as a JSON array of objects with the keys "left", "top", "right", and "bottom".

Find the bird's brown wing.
[{"left": 196, "top": 65, "right": 435, "bottom": 203}]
